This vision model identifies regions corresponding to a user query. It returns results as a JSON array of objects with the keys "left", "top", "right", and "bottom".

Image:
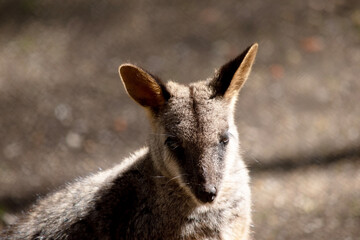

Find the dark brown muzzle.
[{"left": 184, "top": 147, "right": 222, "bottom": 204}]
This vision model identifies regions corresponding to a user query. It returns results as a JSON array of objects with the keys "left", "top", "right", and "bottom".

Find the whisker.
[
  {"left": 149, "top": 133, "right": 176, "bottom": 137},
  {"left": 165, "top": 174, "right": 189, "bottom": 185},
  {"left": 165, "top": 175, "right": 182, "bottom": 184},
  {"left": 151, "top": 175, "right": 166, "bottom": 178}
]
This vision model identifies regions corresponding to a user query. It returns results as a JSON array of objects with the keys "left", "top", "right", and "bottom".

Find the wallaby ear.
[
  {"left": 119, "top": 64, "right": 169, "bottom": 108},
  {"left": 210, "top": 43, "right": 258, "bottom": 101}
]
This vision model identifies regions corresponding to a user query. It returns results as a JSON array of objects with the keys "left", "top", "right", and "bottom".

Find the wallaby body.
[{"left": 1, "top": 44, "right": 258, "bottom": 240}]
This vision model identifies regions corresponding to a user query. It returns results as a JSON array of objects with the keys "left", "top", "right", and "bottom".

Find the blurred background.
[{"left": 0, "top": 0, "right": 360, "bottom": 239}]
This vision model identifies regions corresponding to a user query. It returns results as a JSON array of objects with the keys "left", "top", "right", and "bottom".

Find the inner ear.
[
  {"left": 119, "top": 64, "right": 170, "bottom": 108},
  {"left": 210, "top": 43, "right": 258, "bottom": 100}
]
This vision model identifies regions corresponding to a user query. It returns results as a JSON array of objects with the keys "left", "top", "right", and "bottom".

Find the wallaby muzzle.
[{"left": 184, "top": 148, "right": 222, "bottom": 204}]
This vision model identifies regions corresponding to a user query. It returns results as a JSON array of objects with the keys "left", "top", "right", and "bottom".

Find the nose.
[{"left": 197, "top": 185, "right": 217, "bottom": 203}]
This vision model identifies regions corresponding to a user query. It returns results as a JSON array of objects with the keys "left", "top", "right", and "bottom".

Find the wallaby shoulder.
[{"left": 2, "top": 148, "right": 151, "bottom": 240}]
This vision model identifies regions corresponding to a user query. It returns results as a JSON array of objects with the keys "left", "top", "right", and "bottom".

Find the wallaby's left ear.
[{"left": 210, "top": 43, "right": 258, "bottom": 101}]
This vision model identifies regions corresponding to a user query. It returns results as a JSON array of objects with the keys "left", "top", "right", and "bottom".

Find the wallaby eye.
[
  {"left": 165, "top": 136, "right": 181, "bottom": 151},
  {"left": 220, "top": 133, "right": 229, "bottom": 145}
]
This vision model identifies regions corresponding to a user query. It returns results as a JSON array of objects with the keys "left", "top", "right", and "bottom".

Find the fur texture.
[{"left": 1, "top": 43, "right": 258, "bottom": 240}]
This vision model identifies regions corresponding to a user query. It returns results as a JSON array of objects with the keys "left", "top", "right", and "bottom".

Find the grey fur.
[{"left": 1, "top": 43, "right": 258, "bottom": 240}]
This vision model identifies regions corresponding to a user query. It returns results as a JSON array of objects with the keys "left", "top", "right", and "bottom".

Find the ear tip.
[
  {"left": 250, "top": 43, "right": 259, "bottom": 52},
  {"left": 119, "top": 63, "right": 134, "bottom": 71},
  {"left": 119, "top": 63, "right": 133, "bottom": 74}
]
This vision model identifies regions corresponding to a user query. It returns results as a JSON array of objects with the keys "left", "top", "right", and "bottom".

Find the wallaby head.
[{"left": 119, "top": 44, "right": 258, "bottom": 205}]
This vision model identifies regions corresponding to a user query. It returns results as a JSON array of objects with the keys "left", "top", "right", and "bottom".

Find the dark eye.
[
  {"left": 165, "top": 136, "right": 181, "bottom": 151},
  {"left": 220, "top": 133, "right": 229, "bottom": 145}
]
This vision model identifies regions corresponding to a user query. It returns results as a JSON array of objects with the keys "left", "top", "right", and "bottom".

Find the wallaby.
[{"left": 1, "top": 43, "right": 258, "bottom": 240}]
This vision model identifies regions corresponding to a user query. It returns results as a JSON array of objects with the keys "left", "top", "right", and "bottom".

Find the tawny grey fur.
[{"left": 1, "top": 43, "right": 258, "bottom": 240}]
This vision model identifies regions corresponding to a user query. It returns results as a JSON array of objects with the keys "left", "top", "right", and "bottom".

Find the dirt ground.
[{"left": 0, "top": 0, "right": 359, "bottom": 239}]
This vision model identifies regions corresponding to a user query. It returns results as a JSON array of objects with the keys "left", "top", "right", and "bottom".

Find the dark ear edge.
[
  {"left": 119, "top": 64, "right": 170, "bottom": 108},
  {"left": 210, "top": 43, "right": 258, "bottom": 100}
]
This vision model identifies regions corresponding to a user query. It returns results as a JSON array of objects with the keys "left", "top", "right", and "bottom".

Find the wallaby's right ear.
[
  {"left": 119, "top": 64, "right": 169, "bottom": 108},
  {"left": 210, "top": 43, "right": 258, "bottom": 102}
]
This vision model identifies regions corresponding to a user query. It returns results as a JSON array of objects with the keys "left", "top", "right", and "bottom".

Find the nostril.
[{"left": 207, "top": 185, "right": 217, "bottom": 197}]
